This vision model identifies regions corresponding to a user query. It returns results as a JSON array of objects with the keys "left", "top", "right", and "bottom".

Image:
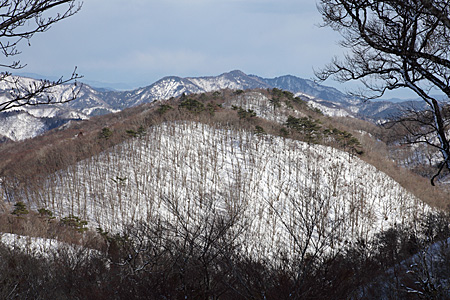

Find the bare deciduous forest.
[
  {"left": 1, "top": 0, "right": 450, "bottom": 299},
  {"left": 0, "top": 89, "right": 449, "bottom": 299}
]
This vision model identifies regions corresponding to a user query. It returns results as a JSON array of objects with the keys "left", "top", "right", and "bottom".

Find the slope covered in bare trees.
[{"left": 0, "top": 88, "right": 449, "bottom": 299}]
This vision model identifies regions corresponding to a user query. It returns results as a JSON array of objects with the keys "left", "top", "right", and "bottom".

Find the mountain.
[
  {"left": 257, "top": 74, "right": 357, "bottom": 104},
  {"left": 0, "top": 86, "right": 448, "bottom": 298},
  {"left": 357, "top": 100, "right": 428, "bottom": 120},
  {"left": 0, "top": 71, "right": 428, "bottom": 141},
  {"left": 110, "top": 70, "right": 357, "bottom": 110},
  {"left": 40, "top": 121, "right": 424, "bottom": 247},
  {"left": 108, "top": 70, "right": 270, "bottom": 108},
  {"left": 0, "top": 78, "right": 110, "bottom": 141},
  {"left": 1, "top": 88, "right": 429, "bottom": 261},
  {"left": 121, "top": 71, "right": 427, "bottom": 121}
]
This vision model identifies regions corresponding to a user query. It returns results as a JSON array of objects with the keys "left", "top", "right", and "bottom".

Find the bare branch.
[
  {"left": 318, "top": 0, "right": 450, "bottom": 183},
  {"left": 0, "top": 0, "right": 82, "bottom": 112}
]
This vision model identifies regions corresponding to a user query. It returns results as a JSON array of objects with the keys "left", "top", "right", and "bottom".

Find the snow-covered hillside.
[
  {"left": 0, "top": 76, "right": 116, "bottom": 141},
  {"left": 0, "top": 72, "right": 427, "bottom": 141},
  {"left": 0, "top": 106, "right": 89, "bottom": 141},
  {"left": 0, "top": 111, "right": 47, "bottom": 141},
  {"left": 222, "top": 91, "right": 307, "bottom": 123},
  {"left": 21, "top": 121, "right": 427, "bottom": 259}
]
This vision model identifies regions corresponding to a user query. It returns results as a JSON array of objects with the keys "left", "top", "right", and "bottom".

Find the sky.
[{"left": 12, "top": 0, "right": 415, "bottom": 98}]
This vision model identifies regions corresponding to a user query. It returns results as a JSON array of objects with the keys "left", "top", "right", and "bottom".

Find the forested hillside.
[{"left": 0, "top": 89, "right": 449, "bottom": 299}]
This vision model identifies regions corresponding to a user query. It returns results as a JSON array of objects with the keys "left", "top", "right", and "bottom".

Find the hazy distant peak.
[
  {"left": 0, "top": 71, "right": 427, "bottom": 141},
  {"left": 224, "top": 70, "right": 247, "bottom": 77}
]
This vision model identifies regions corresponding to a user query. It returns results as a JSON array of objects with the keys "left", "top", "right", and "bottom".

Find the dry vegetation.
[
  {"left": 3, "top": 88, "right": 446, "bottom": 209},
  {"left": 329, "top": 117, "right": 450, "bottom": 208},
  {"left": 0, "top": 88, "right": 449, "bottom": 299}
]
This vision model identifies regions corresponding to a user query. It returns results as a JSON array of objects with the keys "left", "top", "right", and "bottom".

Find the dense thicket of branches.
[
  {"left": 317, "top": 0, "right": 450, "bottom": 184},
  {"left": 0, "top": 210, "right": 449, "bottom": 299},
  {"left": 0, "top": 0, "right": 82, "bottom": 112}
]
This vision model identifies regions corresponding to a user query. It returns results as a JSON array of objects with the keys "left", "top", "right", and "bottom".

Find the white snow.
[
  {"left": 306, "top": 100, "right": 351, "bottom": 117},
  {"left": 20, "top": 121, "right": 428, "bottom": 259},
  {"left": 0, "top": 112, "right": 47, "bottom": 141},
  {"left": 222, "top": 91, "right": 307, "bottom": 123},
  {"left": 0, "top": 233, "right": 61, "bottom": 257},
  {"left": 0, "top": 233, "right": 100, "bottom": 260}
]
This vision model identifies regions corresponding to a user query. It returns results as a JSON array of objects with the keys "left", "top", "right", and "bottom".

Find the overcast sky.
[{"left": 13, "top": 0, "right": 414, "bottom": 98}]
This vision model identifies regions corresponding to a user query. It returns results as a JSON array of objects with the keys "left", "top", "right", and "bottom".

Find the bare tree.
[
  {"left": 0, "top": 0, "right": 83, "bottom": 112},
  {"left": 316, "top": 0, "right": 450, "bottom": 184}
]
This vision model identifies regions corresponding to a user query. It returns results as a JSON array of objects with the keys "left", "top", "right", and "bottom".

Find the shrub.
[
  {"left": 285, "top": 115, "right": 323, "bottom": 143},
  {"left": 12, "top": 201, "right": 28, "bottom": 216},
  {"left": 179, "top": 98, "right": 205, "bottom": 113},
  {"left": 157, "top": 104, "right": 173, "bottom": 115},
  {"left": 280, "top": 127, "right": 289, "bottom": 137},
  {"left": 60, "top": 215, "right": 88, "bottom": 233},
  {"left": 126, "top": 126, "right": 146, "bottom": 138},
  {"left": 312, "top": 107, "right": 324, "bottom": 115},
  {"left": 38, "top": 208, "right": 53, "bottom": 218},
  {"left": 136, "top": 125, "right": 147, "bottom": 138},
  {"left": 237, "top": 107, "right": 257, "bottom": 119},
  {"left": 207, "top": 102, "right": 217, "bottom": 115},
  {"left": 271, "top": 88, "right": 284, "bottom": 98},
  {"left": 254, "top": 125, "right": 266, "bottom": 136},
  {"left": 98, "top": 127, "right": 113, "bottom": 140},
  {"left": 285, "top": 100, "right": 294, "bottom": 109},
  {"left": 125, "top": 129, "right": 138, "bottom": 137},
  {"left": 282, "top": 90, "right": 295, "bottom": 100},
  {"left": 324, "top": 127, "right": 364, "bottom": 155},
  {"left": 269, "top": 97, "right": 281, "bottom": 109},
  {"left": 293, "top": 96, "right": 306, "bottom": 105}
]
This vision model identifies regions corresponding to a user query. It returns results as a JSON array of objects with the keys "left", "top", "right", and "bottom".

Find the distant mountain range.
[{"left": 0, "top": 70, "right": 427, "bottom": 141}]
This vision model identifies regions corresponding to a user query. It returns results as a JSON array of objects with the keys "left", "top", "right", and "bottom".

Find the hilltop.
[
  {"left": 0, "top": 71, "right": 426, "bottom": 142},
  {"left": 0, "top": 87, "right": 448, "bottom": 299}
]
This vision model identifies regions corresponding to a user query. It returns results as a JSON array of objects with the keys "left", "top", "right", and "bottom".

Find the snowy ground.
[
  {"left": 0, "top": 233, "right": 99, "bottom": 261},
  {"left": 17, "top": 121, "right": 428, "bottom": 259},
  {"left": 222, "top": 91, "right": 307, "bottom": 123},
  {"left": 0, "top": 112, "right": 47, "bottom": 141}
]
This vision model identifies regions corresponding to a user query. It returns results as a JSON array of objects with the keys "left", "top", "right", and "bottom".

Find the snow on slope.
[
  {"left": 222, "top": 90, "right": 349, "bottom": 122},
  {"left": 0, "top": 112, "right": 47, "bottom": 140},
  {"left": 15, "top": 106, "right": 88, "bottom": 120},
  {"left": 222, "top": 91, "right": 306, "bottom": 123},
  {"left": 293, "top": 92, "right": 352, "bottom": 117},
  {"left": 0, "top": 76, "right": 40, "bottom": 91},
  {"left": 133, "top": 71, "right": 267, "bottom": 105},
  {"left": 25, "top": 122, "right": 427, "bottom": 258},
  {"left": 136, "top": 77, "right": 203, "bottom": 104},
  {"left": 188, "top": 77, "right": 244, "bottom": 92},
  {"left": 0, "top": 76, "right": 80, "bottom": 105},
  {"left": 0, "top": 106, "right": 89, "bottom": 141},
  {"left": 187, "top": 70, "right": 264, "bottom": 92},
  {"left": 306, "top": 99, "right": 352, "bottom": 117},
  {"left": 0, "top": 76, "right": 99, "bottom": 141},
  {"left": 0, "top": 233, "right": 101, "bottom": 260},
  {"left": 0, "top": 233, "right": 62, "bottom": 257},
  {"left": 0, "top": 72, "right": 421, "bottom": 142}
]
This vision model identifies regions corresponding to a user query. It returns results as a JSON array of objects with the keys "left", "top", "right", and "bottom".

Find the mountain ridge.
[{"left": 0, "top": 71, "right": 425, "bottom": 141}]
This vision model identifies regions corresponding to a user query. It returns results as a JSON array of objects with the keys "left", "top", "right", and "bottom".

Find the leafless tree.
[
  {"left": 0, "top": 0, "right": 83, "bottom": 112},
  {"left": 316, "top": 0, "right": 450, "bottom": 184}
]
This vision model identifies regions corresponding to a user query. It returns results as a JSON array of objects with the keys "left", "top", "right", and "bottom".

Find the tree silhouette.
[
  {"left": 0, "top": 0, "right": 83, "bottom": 112},
  {"left": 317, "top": 0, "right": 450, "bottom": 184}
]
